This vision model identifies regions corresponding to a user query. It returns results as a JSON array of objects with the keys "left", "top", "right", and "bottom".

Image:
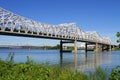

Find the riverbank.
[
  {"left": 114, "top": 47, "right": 120, "bottom": 50},
  {"left": 0, "top": 53, "right": 120, "bottom": 80}
]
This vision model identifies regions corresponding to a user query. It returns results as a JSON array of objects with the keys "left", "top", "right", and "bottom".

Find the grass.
[{"left": 0, "top": 53, "right": 119, "bottom": 80}]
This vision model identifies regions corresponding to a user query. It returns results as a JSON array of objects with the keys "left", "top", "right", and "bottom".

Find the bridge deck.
[{"left": 0, "top": 7, "right": 113, "bottom": 46}]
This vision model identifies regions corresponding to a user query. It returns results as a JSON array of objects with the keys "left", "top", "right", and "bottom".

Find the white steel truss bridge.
[{"left": 0, "top": 7, "right": 113, "bottom": 47}]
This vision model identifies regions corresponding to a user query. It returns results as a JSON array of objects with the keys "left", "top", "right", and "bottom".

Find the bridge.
[{"left": 0, "top": 7, "right": 114, "bottom": 53}]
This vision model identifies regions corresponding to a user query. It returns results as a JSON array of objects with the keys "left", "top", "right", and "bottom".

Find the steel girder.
[{"left": 0, "top": 7, "right": 113, "bottom": 45}]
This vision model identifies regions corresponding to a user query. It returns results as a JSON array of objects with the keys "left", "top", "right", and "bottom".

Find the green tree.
[{"left": 116, "top": 32, "right": 120, "bottom": 48}]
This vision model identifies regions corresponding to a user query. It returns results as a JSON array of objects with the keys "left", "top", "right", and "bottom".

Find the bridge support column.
[
  {"left": 60, "top": 40, "right": 75, "bottom": 53},
  {"left": 104, "top": 45, "right": 109, "bottom": 51},
  {"left": 102, "top": 44, "right": 104, "bottom": 52},
  {"left": 1, "top": 26, "right": 5, "bottom": 31},
  {"left": 18, "top": 30, "right": 20, "bottom": 33},
  {"left": 60, "top": 40, "right": 63, "bottom": 53},
  {"left": 74, "top": 40, "right": 77, "bottom": 54},
  {"left": 99, "top": 44, "right": 103, "bottom": 52},
  {"left": 25, "top": 30, "right": 28, "bottom": 34},
  {"left": 101, "top": 44, "right": 111, "bottom": 51},
  {"left": 95, "top": 43, "right": 99, "bottom": 53},
  {"left": 85, "top": 42, "right": 88, "bottom": 53},
  {"left": 112, "top": 45, "right": 115, "bottom": 50},
  {"left": 60, "top": 40, "right": 63, "bottom": 67},
  {"left": 109, "top": 45, "right": 112, "bottom": 51}
]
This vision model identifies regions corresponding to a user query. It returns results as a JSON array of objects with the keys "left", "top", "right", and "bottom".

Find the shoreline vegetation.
[
  {"left": 0, "top": 44, "right": 94, "bottom": 51},
  {"left": 1, "top": 44, "right": 120, "bottom": 51},
  {"left": 114, "top": 47, "right": 120, "bottom": 51},
  {"left": 0, "top": 53, "right": 120, "bottom": 80}
]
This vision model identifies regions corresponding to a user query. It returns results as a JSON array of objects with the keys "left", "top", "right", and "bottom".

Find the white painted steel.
[{"left": 0, "top": 7, "right": 113, "bottom": 45}]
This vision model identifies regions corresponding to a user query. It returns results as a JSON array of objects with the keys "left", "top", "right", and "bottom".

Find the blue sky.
[{"left": 0, "top": 0, "right": 120, "bottom": 46}]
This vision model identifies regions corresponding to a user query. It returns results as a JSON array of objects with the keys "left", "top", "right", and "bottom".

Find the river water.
[{"left": 0, "top": 49, "right": 120, "bottom": 72}]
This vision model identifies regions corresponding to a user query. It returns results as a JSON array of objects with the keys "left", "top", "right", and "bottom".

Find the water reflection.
[
  {"left": 61, "top": 51, "right": 112, "bottom": 72},
  {"left": 0, "top": 49, "right": 115, "bottom": 72},
  {"left": 60, "top": 52, "right": 63, "bottom": 67},
  {"left": 74, "top": 53, "right": 77, "bottom": 71}
]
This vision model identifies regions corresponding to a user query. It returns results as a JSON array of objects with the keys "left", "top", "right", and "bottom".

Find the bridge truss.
[{"left": 0, "top": 7, "right": 112, "bottom": 45}]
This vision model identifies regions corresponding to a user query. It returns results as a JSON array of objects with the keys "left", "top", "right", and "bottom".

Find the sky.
[{"left": 0, "top": 0, "right": 120, "bottom": 46}]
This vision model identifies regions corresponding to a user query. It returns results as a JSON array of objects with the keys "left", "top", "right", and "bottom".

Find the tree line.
[{"left": 116, "top": 32, "right": 120, "bottom": 48}]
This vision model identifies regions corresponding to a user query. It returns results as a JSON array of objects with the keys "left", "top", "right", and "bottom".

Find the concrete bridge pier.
[
  {"left": 98, "top": 44, "right": 103, "bottom": 52},
  {"left": 1, "top": 26, "right": 5, "bottom": 31},
  {"left": 59, "top": 40, "right": 78, "bottom": 67},
  {"left": 95, "top": 43, "right": 99, "bottom": 53},
  {"left": 74, "top": 40, "right": 77, "bottom": 54},
  {"left": 105, "top": 45, "right": 112, "bottom": 51},
  {"left": 60, "top": 40, "right": 63, "bottom": 53},
  {"left": 112, "top": 45, "right": 115, "bottom": 50},
  {"left": 85, "top": 42, "right": 88, "bottom": 53},
  {"left": 101, "top": 44, "right": 105, "bottom": 52},
  {"left": 109, "top": 45, "right": 112, "bottom": 51},
  {"left": 60, "top": 40, "right": 77, "bottom": 54},
  {"left": 101, "top": 44, "right": 112, "bottom": 51},
  {"left": 95, "top": 43, "right": 106, "bottom": 52}
]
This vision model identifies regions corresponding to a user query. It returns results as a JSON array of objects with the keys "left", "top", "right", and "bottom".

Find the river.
[{"left": 0, "top": 49, "right": 120, "bottom": 72}]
